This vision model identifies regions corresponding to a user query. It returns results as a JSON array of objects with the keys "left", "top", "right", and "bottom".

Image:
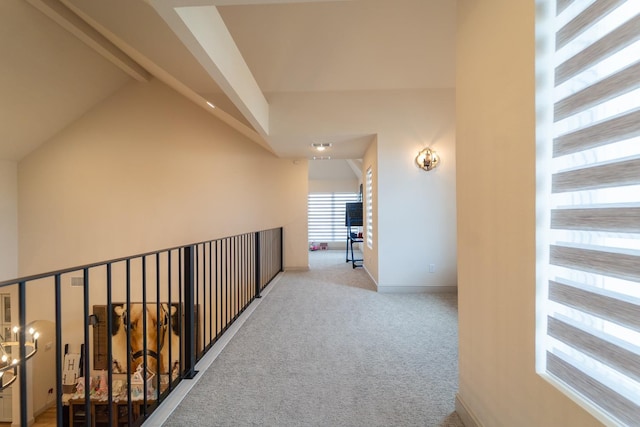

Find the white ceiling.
[
  {"left": 218, "top": 0, "right": 455, "bottom": 93},
  {"left": 0, "top": 0, "right": 130, "bottom": 161},
  {"left": 0, "top": 0, "right": 456, "bottom": 178}
]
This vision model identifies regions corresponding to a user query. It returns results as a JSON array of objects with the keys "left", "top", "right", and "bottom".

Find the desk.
[
  {"left": 68, "top": 398, "right": 152, "bottom": 427},
  {"left": 346, "top": 232, "right": 363, "bottom": 269},
  {"left": 345, "top": 202, "right": 363, "bottom": 269}
]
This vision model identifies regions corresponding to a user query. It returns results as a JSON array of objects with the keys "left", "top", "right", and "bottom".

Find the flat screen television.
[{"left": 345, "top": 202, "right": 363, "bottom": 227}]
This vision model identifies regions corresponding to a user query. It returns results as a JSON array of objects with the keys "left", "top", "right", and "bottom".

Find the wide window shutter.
[
  {"left": 542, "top": 1, "right": 640, "bottom": 425},
  {"left": 308, "top": 193, "right": 360, "bottom": 243}
]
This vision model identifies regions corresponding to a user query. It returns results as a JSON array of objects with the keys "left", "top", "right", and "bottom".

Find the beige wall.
[
  {"left": 456, "top": 1, "right": 602, "bottom": 426},
  {"left": 308, "top": 175, "right": 360, "bottom": 252},
  {"left": 30, "top": 320, "right": 56, "bottom": 416},
  {"left": 0, "top": 161, "right": 18, "bottom": 282},
  {"left": 375, "top": 90, "right": 456, "bottom": 291},
  {"left": 362, "top": 138, "right": 378, "bottom": 284},
  {"left": 270, "top": 89, "right": 457, "bottom": 291},
  {"left": 308, "top": 180, "right": 359, "bottom": 194},
  {"left": 18, "top": 78, "right": 308, "bottom": 277},
  {"left": 0, "top": 161, "right": 20, "bottom": 420},
  {"left": 17, "top": 81, "right": 309, "bottom": 417}
]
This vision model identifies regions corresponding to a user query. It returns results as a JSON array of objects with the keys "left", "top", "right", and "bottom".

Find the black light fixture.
[{"left": 0, "top": 325, "right": 39, "bottom": 390}]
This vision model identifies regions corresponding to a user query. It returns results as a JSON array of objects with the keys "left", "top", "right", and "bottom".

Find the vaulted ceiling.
[{"left": 0, "top": 0, "right": 456, "bottom": 176}]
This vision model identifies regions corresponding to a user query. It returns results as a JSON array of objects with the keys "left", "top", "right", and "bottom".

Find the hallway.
[{"left": 161, "top": 250, "right": 462, "bottom": 426}]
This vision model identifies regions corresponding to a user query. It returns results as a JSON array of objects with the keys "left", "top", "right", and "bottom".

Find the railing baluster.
[
  {"left": 126, "top": 259, "right": 133, "bottom": 426},
  {"left": 215, "top": 241, "right": 219, "bottom": 341},
  {"left": 230, "top": 238, "right": 234, "bottom": 321},
  {"left": 209, "top": 241, "right": 213, "bottom": 347},
  {"left": 225, "top": 238, "right": 229, "bottom": 328},
  {"left": 242, "top": 234, "right": 246, "bottom": 308},
  {"left": 107, "top": 263, "right": 113, "bottom": 426},
  {"left": 83, "top": 269, "right": 91, "bottom": 426},
  {"left": 178, "top": 250, "right": 183, "bottom": 376},
  {"left": 280, "top": 227, "right": 284, "bottom": 273},
  {"left": 55, "top": 274, "right": 63, "bottom": 427},
  {"left": 167, "top": 250, "right": 173, "bottom": 391},
  {"left": 194, "top": 245, "right": 199, "bottom": 359},
  {"left": 142, "top": 256, "right": 148, "bottom": 414},
  {"left": 0, "top": 227, "right": 283, "bottom": 425},
  {"left": 19, "top": 280, "right": 27, "bottom": 427},
  {"left": 255, "top": 232, "right": 261, "bottom": 299},
  {"left": 234, "top": 237, "right": 238, "bottom": 318},
  {"left": 251, "top": 233, "right": 255, "bottom": 300},
  {"left": 183, "top": 246, "right": 197, "bottom": 379},
  {"left": 156, "top": 253, "right": 161, "bottom": 397}
]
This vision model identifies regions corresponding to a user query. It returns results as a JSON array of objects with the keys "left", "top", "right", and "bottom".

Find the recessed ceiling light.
[
  {"left": 206, "top": 101, "right": 216, "bottom": 109},
  {"left": 311, "top": 143, "right": 332, "bottom": 152}
]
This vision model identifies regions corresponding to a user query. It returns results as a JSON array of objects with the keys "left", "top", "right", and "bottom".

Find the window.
[
  {"left": 308, "top": 192, "right": 360, "bottom": 242},
  {"left": 537, "top": 1, "right": 640, "bottom": 426},
  {"left": 366, "top": 167, "right": 373, "bottom": 249}
]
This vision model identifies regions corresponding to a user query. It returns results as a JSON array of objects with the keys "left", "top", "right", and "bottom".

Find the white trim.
[
  {"left": 284, "top": 266, "right": 310, "bottom": 272},
  {"left": 536, "top": 1, "right": 640, "bottom": 423},
  {"left": 455, "top": 393, "right": 483, "bottom": 427},
  {"left": 363, "top": 264, "right": 378, "bottom": 288},
  {"left": 376, "top": 285, "right": 457, "bottom": 294},
  {"left": 308, "top": 192, "right": 360, "bottom": 243},
  {"left": 143, "top": 273, "right": 283, "bottom": 426},
  {"left": 28, "top": 0, "right": 151, "bottom": 82},
  {"left": 539, "top": 372, "right": 624, "bottom": 427},
  {"left": 365, "top": 166, "right": 373, "bottom": 249}
]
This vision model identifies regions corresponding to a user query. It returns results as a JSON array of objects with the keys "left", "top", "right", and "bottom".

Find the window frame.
[
  {"left": 308, "top": 192, "right": 361, "bottom": 243},
  {"left": 536, "top": 1, "right": 640, "bottom": 426},
  {"left": 365, "top": 167, "right": 373, "bottom": 250}
]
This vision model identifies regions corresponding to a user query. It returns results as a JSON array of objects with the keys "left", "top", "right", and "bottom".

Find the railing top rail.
[{"left": 0, "top": 227, "right": 280, "bottom": 288}]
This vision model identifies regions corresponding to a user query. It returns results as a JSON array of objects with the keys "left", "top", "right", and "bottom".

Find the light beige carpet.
[{"left": 164, "top": 250, "right": 463, "bottom": 427}]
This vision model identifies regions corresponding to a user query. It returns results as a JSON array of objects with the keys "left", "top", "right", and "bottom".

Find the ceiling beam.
[
  {"left": 62, "top": 0, "right": 274, "bottom": 154},
  {"left": 150, "top": 1, "right": 269, "bottom": 137},
  {"left": 346, "top": 159, "right": 363, "bottom": 181},
  {"left": 208, "top": 0, "right": 353, "bottom": 4},
  {"left": 25, "top": 0, "right": 150, "bottom": 82},
  {"left": 147, "top": 0, "right": 352, "bottom": 6}
]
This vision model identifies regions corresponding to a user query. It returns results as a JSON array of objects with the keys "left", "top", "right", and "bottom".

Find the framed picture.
[
  {"left": 2, "top": 295, "right": 10, "bottom": 323},
  {"left": 92, "top": 303, "right": 196, "bottom": 376}
]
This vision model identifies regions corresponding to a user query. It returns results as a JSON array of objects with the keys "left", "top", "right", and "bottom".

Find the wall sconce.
[{"left": 415, "top": 147, "right": 440, "bottom": 171}]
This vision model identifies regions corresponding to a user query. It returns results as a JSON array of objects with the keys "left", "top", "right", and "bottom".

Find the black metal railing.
[{"left": 0, "top": 227, "right": 283, "bottom": 427}]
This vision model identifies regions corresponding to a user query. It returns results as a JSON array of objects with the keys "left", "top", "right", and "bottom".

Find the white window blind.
[
  {"left": 308, "top": 192, "right": 360, "bottom": 242},
  {"left": 540, "top": 1, "right": 640, "bottom": 425},
  {"left": 366, "top": 167, "right": 373, "bottom": 249}
]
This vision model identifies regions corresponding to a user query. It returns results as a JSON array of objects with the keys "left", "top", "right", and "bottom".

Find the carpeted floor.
[{"left": 163, "top": 250, "right": 463, "bottom": 427}]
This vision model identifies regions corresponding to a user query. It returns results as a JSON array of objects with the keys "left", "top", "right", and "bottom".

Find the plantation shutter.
[
  {"left": 544, "top": 1, "right": 640, "bottom": 425},
  {"left": 308, "top": 193, "right": 360, "bottom": 242},
  {"left": 366, "top": 167, "right": 373, "bottom": 249}
]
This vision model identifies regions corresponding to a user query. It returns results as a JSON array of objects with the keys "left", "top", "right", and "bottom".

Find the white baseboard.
[
  {"left": 284, "top": 266, "right": 310, "bottom": 272},
  {"left": 363, "top": 265, "right": 377, "bottom": 287},
  {"left": 376, "top": 285, "right": 458, "bottom": 294},
  {"left": 13, "top": 418, "right": 35, "bottom": 427},
  {"left": 456, "top": 393, "right": 482, "bottom": 427}
]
